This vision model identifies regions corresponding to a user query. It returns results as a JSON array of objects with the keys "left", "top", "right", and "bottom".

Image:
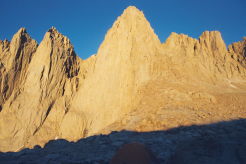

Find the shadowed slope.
[{"left": 0, "top": 119, "right": 245, "bottom": 164}]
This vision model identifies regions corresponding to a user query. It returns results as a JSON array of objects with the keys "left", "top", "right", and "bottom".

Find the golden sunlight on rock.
[{"left": 0, "top": 6, "right": 245, "bottom": 156}]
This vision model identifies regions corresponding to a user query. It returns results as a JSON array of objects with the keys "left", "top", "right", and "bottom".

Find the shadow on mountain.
[{"left": 0, "top": 119, "right": 245, "bottom": 164}]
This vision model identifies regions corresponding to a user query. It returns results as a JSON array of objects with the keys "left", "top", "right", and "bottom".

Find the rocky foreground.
[{"left": 0, "top": 119, "right": 245, "bottom": 164}]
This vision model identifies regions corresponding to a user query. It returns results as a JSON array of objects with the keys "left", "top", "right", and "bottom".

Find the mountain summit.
[{"left": 0, "top": 6, "right": 245, "bottom": 152}]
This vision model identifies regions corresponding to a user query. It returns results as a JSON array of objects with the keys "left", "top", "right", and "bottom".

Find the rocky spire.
[
  {"left": 199, "top": 31, "right": 227, "bottom": 54},
  {"left": 228, "top": 37, "right": 246, "bottom": 67},
  {"left": 0, "top": 28, "right": 37, "bottom": 107},
  {"left": 0, "top": 27, "right": 81, "bottom": 151},
  {"left": 71, "top": 6, "right": 162, "bottom": 136}
]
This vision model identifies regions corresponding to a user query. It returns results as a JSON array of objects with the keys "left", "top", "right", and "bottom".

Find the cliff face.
[
  {"left": 0, "top": 6, "right": 246, "bottom": 152},
  {"left": 70, "top": 6, "right": 163, "bottom": 135},
  {"left": 162, "top": 31, "right": 246, "bottom": 83},
  {"left": 228, "top": 37, "right": 246, "bottom": 68},
  {"left": 0, "top": 27, "right": 82, "bottom": 151},
  {"left": 0, "top": 28, "right": 38, "bottom": 108}
]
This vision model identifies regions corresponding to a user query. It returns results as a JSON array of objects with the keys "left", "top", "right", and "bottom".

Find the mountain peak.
[
  {"left": 95, "top": 5, "right": 161, "bottom": 60},
  {"left": 42, "top": 27, "right": 71, "bottom": 46},
  {"left": 17, "top": 27, "right": 27, "bottom": 34},
  {"left": 163, "top": 32, "right": 198, "bottom": 48},
  {"left": 199, "top": 31, "right": 222, "bottom": 40},
  {"left": 199, "top": 31, "right": 226, "bottom": 52},
  {"left": 46, "top": 26, "right": 61, "bottom": 38},
  {"left": 10, "top": 27, "right": 36, "bottom": 52},
  {"left": 12, "top": 27, "right": 28, "bottom": 40},
  {"left": 1, "top": 6, "right": 246, "bottom": 157},
  {"left": 103, "top": 5, "right": 159, "bottom": 43},
  {"left": 48, "top": 26, "right": 58, "bottom": 33},
  {"left": 119, "top": 6, "right": 145, "bottom": 22},
  {"left": 122, "top": 6, "right": 143, "bottom": 15}
]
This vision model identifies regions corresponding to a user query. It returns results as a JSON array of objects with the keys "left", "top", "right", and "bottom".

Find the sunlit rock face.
[{"left": 0, "top": 6, "right": 246, "bottom": 152}]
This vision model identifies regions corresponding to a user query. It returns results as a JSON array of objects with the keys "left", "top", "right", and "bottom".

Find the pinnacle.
[
  {"left": 101, "top": 5, "right": 161, "bottom": 54},
  {"left": 0, "top": 39, "right": 9, "bottom": 43},
  {"left": 168, "top": 32, "right": 179, "bottom": 38},
  {"left": 48, "top": 26, "right": 59, "bottom": 34},
  {"left": 122, "top": 6, "right": 143, "bottom": 17},
  {"left": 124, "top": 6, "right": 141, "bottom": 13},
  {"left": 45, "top": 26, "right": 64, "bottom": 39},
  {"left": 11, "top": 27, "right": 32, "bottom": 44},
  {"left": 199, "top": 31, "right": 225, "bottom": 46},
  {"left": 199, "top": 31, "right": 222, "bottom": 39},
  {"left": 112, "top": 5, "right": 150, "bottom": 31},
  {"left": 17, "top": 27, "right": 27, "bottom": 35},
  {"left": 42, "top": 26, "right": 71, "bottom": 47}
]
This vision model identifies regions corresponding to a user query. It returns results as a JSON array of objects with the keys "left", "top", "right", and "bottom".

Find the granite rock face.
[{"left": 0, "top": 6, "right": 246, "bottom": 152}]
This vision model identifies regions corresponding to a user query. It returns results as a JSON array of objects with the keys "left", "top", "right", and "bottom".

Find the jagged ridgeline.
[{"left": 0, "top": 6, "right": 245, "bottom": 152}]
